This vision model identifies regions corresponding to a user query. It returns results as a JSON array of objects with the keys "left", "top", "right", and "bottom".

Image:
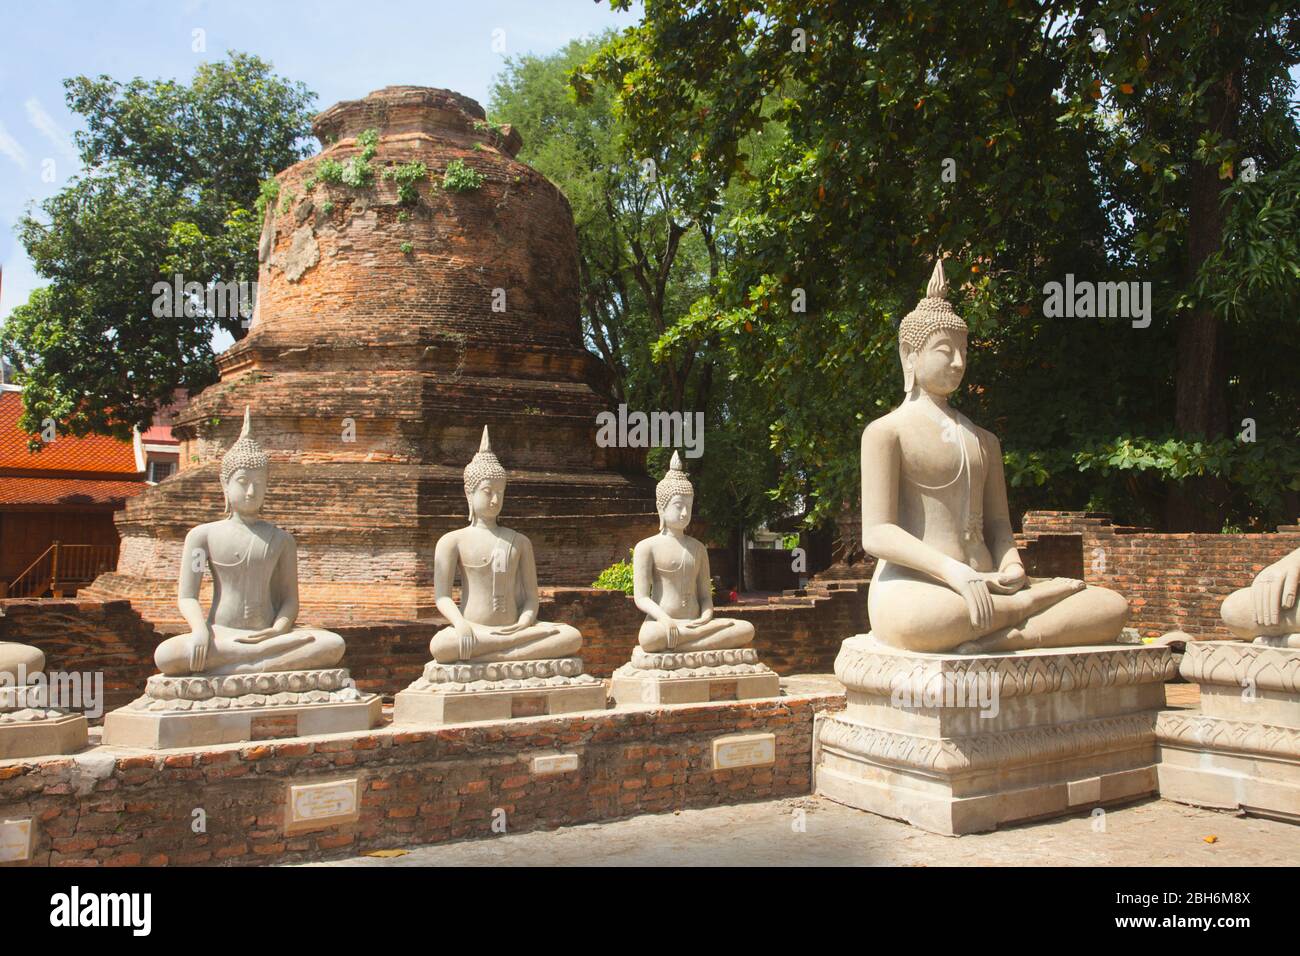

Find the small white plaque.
[
  {"left": 1068, "top": 775, "right": 1102, "bottom": 806},
  {"left": 287, "top": 778, "right": 359, "bottom": 832},
  {"left": 0, "top": 819, "right": 33, "bottom": 863},
  {"left": 531, "top": 753, "right": 580, "bottom": 775},
  {"left": 712, "top": 732, "right": 776, "bottom": 770}
]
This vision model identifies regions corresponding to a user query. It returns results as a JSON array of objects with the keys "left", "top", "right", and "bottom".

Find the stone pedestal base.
[
  {"left": 101, "top": 668, "right": 381, "bottom": 750},
  {"left": 814, "top": 634, "right": 1174, "bottom": 835},
  {"left": 393, "top": 657, "right": 606, "bottom": 725},
  {"left": 0, "top": 684, "right": 89, "bottom": 759},
  {"left": 0, "top": 711, "right": 88, "bottom": 760},
  {"left": 1157, "top": 641, "right": 1300, "bottom": 823},
  {"left": 610, "top": 647, "right": 780, "bottom": 705}
]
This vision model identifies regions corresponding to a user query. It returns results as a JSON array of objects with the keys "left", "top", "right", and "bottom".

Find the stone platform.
[
  {"left": 1157, "top": 640, "right": 1300, "bottom": 823},
  {"left": 0, "top": 679, "right": 840, "bottom": 866},
  {"left": 610, "top": 647, "right": 780, "bottom": 705},
  {"left": 393, "top": 657, "right": 606, "bottom": 725},
  {"left": 814, "top": 634, "right": 1175, "bottom": 835},
  {"left": 0, "top": 685, "right": 89, "bottom": 759},
  {"left": 101, "top": 669, "right": 381, "bottom": 749}
]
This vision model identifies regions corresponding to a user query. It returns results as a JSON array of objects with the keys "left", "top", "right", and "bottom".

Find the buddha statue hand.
[
  {"left": 187, "top": 626, "right": 214, "bottom": 673},
  {"left": 1250, "top": 554, "right": 1299, "bottom": 628},
  {"left": 452, "top": 618, "right": 477, "bottom": 660},
  {"left": 233, "top": 626, "right": 286, "bottom": 645},
  {"left": 940, "top": 562, "right": 1031, "bottom": 628},
  {"left": 492, "top": 610, "right": 538, "bottom": 635}
]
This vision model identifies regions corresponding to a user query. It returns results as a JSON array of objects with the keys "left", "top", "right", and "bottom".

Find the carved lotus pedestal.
[
  {"left": 610, "top": 648, "right": 780, "bottom": 706},
  {"left": 393, "top": 659, "right": 606, "bottom": 725},
  {"left": 101, "top": 670, "right": 381, "bottom": 750},
  {"left": 0, "top": 684, "right": 88, "bottom": 759},
  {"left": 814, "top": 634, "right": 1175, "bottom": 835},
  {"left": 1157, "top": 641, "right": 1300, "bottom": 823}
]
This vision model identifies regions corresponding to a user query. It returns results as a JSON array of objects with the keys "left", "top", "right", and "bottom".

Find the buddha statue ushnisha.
[
  {"left": 859, "top": 259, "right": 1129, "bottom": 653},
  {"left": 153, "top": 408, "right": 346, "bottom": 675},
  {"left": 632, "top": 452, "right": 755, "bottom": 653},
  {"left": 428, "top": 427, "right": 583, "bottom": 663},
  {"left": 1219, "top": 546, "right": 1300, "bottom": 647}
]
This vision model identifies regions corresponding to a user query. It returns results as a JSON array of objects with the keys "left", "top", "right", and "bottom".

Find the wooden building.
[{"left": 0, "top": 386, "right": 148, "bottom": 596}]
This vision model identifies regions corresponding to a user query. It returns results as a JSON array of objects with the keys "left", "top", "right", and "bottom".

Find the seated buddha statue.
[
  {"left": 860, "top": 259, "right": 1129, "bottom": 654},
  {"left": 0, "top": 641, "right": 45, "bottom": 685},
  {"left": 632, "top": 452, "right": 755, "bottom": 653},
  {"left": 1219, "top": 546, "right": 1299, "bottom": 647},
  {"left": 153, "top": 408, "right": 346, "bottom": 676},
  {"left": 428, "top": 427, "right": 583, "bottom": 664}
]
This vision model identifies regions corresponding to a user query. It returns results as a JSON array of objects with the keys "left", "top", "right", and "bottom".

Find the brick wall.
[
  {"left": 0, "top": 691, "right": 842, "bottom": 866},
  {"left": 1021, "top": 511, "right": 1300, "bottom": 638}
]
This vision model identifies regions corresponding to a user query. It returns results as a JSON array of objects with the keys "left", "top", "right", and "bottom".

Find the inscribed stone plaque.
[
  {"left": 286, "top": 778, "right": 360, "bottom": 833},
  {"left": 512, "top": 695, "right": 547, "bottom": 718},
  {"left": 531, "top": 753, "right": 580, "bottom": 775},
  {"left": 0, "top": 818, "right": 33, "bottom": 863},
  {"left": 251, "top": 713, "right": 299, "bottom": 740},
  {"left": 712, "top": 732, "right": 776, "bottom": 770},
  {"left": 709, "top": 680, "right": 738, "bottom": 702}
]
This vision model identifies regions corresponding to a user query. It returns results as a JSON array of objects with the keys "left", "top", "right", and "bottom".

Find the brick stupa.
[{"left": 87, "top": 87, "right": 656, "bottom": 623}]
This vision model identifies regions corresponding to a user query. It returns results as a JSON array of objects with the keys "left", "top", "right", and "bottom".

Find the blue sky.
[{"left": 0, "top": 0, "right": 640, "bottom": 323}]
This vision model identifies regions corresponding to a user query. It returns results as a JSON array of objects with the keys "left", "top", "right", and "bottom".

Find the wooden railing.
[{"left": 5, "top": 542, "right": 118, "bottom": 599}]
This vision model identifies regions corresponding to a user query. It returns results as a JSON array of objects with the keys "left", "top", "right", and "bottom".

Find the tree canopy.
[
  {"left": 578, "top": 0, "right": 1300, "bottom": 531},
  {"left": 3, "top": 52, "right": 316, "bottom": 440}
]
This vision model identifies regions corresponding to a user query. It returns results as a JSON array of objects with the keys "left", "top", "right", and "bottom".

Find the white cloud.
[
  {"left": 0, "top": 121, "right": 30, "bottom": 169},
  {"left": 24, "top": 97, "right": 78, "bottom": 164}
]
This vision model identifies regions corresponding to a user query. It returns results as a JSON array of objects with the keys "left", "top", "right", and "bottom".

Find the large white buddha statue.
[
  {"left": 1219, "top": 546, "right": 1299, "bottom": 647},
  {"left": 428, "top": 426, "right": 583, "bottom": 664},
  {"left": 152, "top": 408, "right": 346, "bottom": 675},
  {"left": 632, "top": 452, "right": 755, "bottom": 653},
  {"left": 859, "top": 259, "right": 1129, "bottom": 654}
]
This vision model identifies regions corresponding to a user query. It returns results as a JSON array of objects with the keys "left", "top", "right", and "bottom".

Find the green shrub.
[
  {"left": 254, "top": 177, "right": 280, "bottom": 217},
  {"left": 443, "top": 158, "right": 485, "bottom": 192},
  {"left": 384, "top": 161, "right": 428, "bottom": 204},
  {"left": 320, "top": 200, "right": 334, "bottom": 215},
  {"left": 400, "top": 241, "right": 413, "bottom": 255},
  {"left": 314, "top": 157, "right": 346, "bottom": 184},
  {"left": 355, "top": 127, "right": 379, "bottom": 160},
  {"left": 592, "top": 550, "right": 635, "bottom": 594},
  {"left": 279, "top": 189, "right": 295, "bottom": 214}
]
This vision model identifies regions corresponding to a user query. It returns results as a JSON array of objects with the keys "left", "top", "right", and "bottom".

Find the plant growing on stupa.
[
  {"left": 384, "top": 161, "right": 428, "bottom": 204},
  {"left": 443, "top": 158, "right": 485, "bottom": 192}
]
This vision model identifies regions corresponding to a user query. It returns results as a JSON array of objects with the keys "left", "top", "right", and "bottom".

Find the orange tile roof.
[
  {"left": 0, "top": 391, "right": 141, "bottom": 475},
  {"left": 0, "top": 476, "right": 146, "bottom": 506}
]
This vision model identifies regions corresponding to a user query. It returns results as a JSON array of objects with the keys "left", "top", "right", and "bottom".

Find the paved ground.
[{"left": 305, "top": 794, "right": 1297, "bottom": 867}]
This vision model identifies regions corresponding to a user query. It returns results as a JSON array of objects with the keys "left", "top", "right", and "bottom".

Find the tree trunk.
[{"left": 1165, "top": 73, "right": 1237, "bottom": 532}]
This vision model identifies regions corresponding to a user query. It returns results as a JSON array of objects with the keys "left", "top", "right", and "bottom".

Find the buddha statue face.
[
  {"left": 901, "top": 328, "right": 967, "bottom": 398},
  {"left": 660, "top": 492, "right": 693, "bottom": 533},
  {"left": 223, "top": 466, "right": 267, "bottom": 518},
  {"left": 468, "top": 476, "right": 506, "bottom": 522}
]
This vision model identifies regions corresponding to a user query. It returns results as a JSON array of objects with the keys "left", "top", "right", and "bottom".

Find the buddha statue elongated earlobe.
[{"left": 901, "top": 346, "right": 916, "bottom": 395}]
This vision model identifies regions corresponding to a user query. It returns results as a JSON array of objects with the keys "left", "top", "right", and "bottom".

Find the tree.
[
  {"left": 2, "top": 52, "right": 316, "bottom": 440},
  {"left": 491, "top": 36, "right": 788, "bottom": 554},
  {"left": 582, "top": 0, "right": 1300, "bottom": 531}
]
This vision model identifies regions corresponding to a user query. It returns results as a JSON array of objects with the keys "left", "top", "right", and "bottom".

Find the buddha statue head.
[
  {"left": 463, "top": 426, "right": 508, "bottom": 523},
  {"left": 220, "top": 407, "right": 270, "bottom": 517},
  {"left": 897, "top": 259, "right": 968, "bottom": 397},
  {"left": 655, "top": 451, "right": 694, "bottom": 533}
]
